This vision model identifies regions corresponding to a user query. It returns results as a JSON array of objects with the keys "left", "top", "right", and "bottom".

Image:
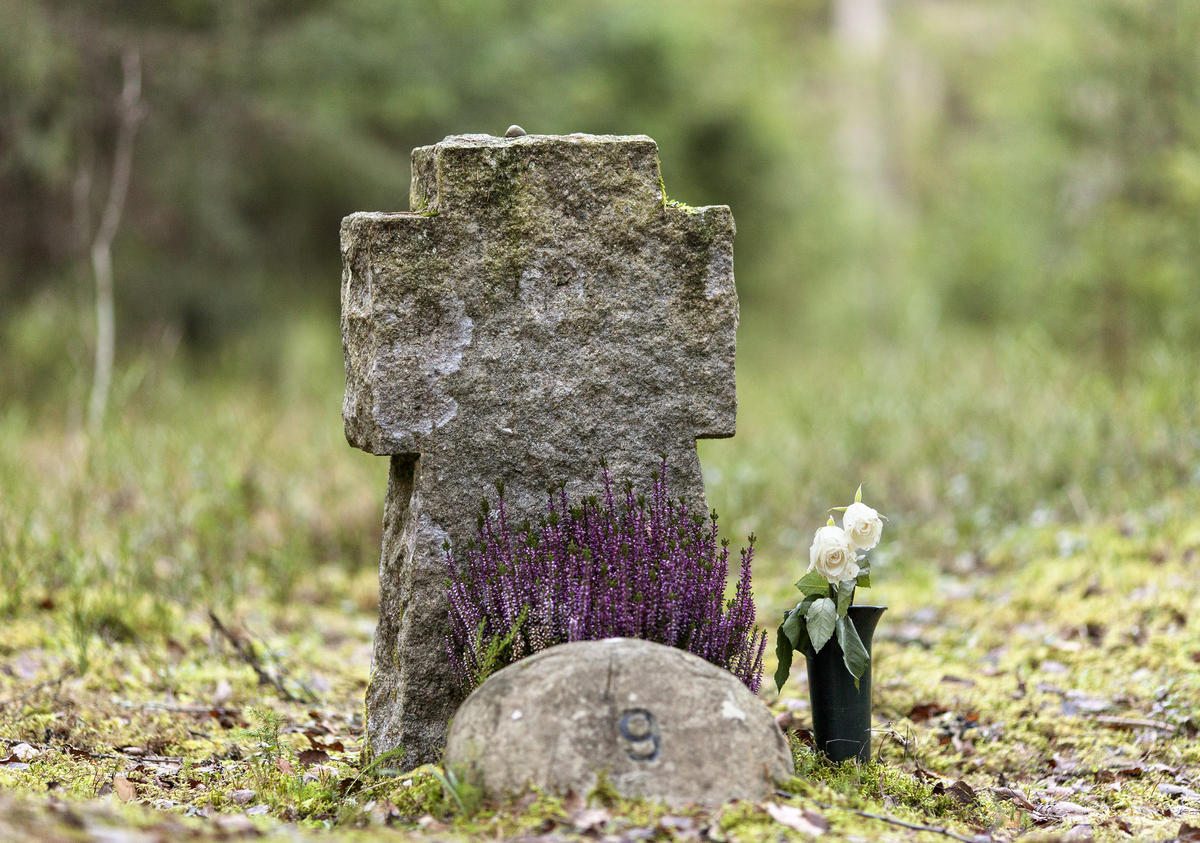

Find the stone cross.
[{"left": 340, "top": 133, "right": 738, "bottom": 767}]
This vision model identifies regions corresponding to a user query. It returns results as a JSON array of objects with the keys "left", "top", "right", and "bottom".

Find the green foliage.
[
  {"left": 804, "top": 598, "right": 838, "bottom": 654},
  {"left": 431, "top": 765, "right": 484, "bottom": 818},
  {"left": 780, "top": 604, "right": 806, "bottom": 650},
  {"left": 469, "top": 606, "right": 528, "bottom": 689},
  {"left": 5, "top": 0, "right": 1198, "bottom": 366},
  {"left": 703, "top": 324, "right": 1200, "bottom": 586},
  {"left": 773, "top": 621, "right": 794, "bottom": 695},
  {"left": 835, "top": 579, "right": 855, "bottom": 618},
  {"left": 0, "top": 0, "right": 810, "bottom": 349},
  {"left": 887, "top": 0, "right": 1200, "bottom": 360},
  {"left": 794, "top": 570, "right": 829, "bottom": 598},
  {"left": 238, "top": 707, "right": 286, "bottom": 766},
  {"left": 834, "top": 616, "right": 869, "bottom": 688}
]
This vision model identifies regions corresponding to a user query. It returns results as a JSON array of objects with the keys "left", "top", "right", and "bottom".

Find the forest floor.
[{"left": 2, "top": 313, "right": 1198, "bottom": 841}]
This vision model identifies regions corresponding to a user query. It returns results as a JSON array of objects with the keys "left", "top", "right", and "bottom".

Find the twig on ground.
[
  {"left": 776, "top": 792, "right": 987, "bottom": 843},
  {"left": 1093, "top": 715, "right": 1175, "bottom": 732},
  {"left": 877, "top": 631, "right": 935, "bottom": 649},
  {"left": 208, "top": 610, "right": 315, "bottom": 704},
  {"left": 1, "top": 737, "right": 180, "bottom": 765},
  {"left": 117, "top": 701, "right": 240, "bottom": 717},
  {"left": 247, "top": 626, "right": 318, "bottom": 702},
  {"left": 0, "top": 668, "right": 75, "bottom": 710}
]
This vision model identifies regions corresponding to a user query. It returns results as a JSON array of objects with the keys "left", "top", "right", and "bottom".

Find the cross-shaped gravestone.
[{"left": 340, "top": 133, "right": 738, "bottom": 768}]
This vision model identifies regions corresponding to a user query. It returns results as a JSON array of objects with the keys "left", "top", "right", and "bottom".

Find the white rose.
[
  {"left": 809, "top": 525, "right": 860, "bottom": 583},
  {"left": 842, "top": 501, "right": 883, "bottom": 551}
]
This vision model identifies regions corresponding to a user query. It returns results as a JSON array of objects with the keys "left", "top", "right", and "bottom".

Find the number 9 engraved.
[{"left": 618, "top": 708, "right": 660, "bottom": 761}]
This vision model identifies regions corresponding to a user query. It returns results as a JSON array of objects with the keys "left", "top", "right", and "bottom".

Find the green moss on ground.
[{"left": 5, "top": 502, "right": 1196, "bottom": 840}]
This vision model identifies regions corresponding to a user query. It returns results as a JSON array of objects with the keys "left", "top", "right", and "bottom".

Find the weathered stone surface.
[
  {"left": 341, "top": 133, "right": 739, "bottom": 768},
  {"left": 444, "top": 639, "right": 793, "bottom": 806}
]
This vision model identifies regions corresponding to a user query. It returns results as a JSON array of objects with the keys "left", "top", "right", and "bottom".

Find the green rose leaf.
[
  {"left": 836, "top": 580, "right": 856, "bottom": 617},
  {"left": 795, "top": 570, "right": 830, "bottom": 598},
  {"left": 774, "top": 622, "right": 794, "bottom": 692},
  {"left": 856, "top": 567, "right": 871, "bottom": 588},
  {"left": 806, "top": 597, "right": 837, "bottom": 653},
  {"left": 781, "top": 604, "right": 806, "bottom": 649},
  {"left": 836, "top": 615, "right": 871, "bottom": 689}
]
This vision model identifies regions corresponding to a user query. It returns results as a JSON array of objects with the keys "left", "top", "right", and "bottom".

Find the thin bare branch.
[
  {"left": 88, "top": 48, "right": 145, "bottom": 433},
  {"left": 208, "top": 610, "right": 316, "bottom": 704},
  {"left": 779, "top": 793, "right": 988, "bottom": 843},
  {"left": 0, "top": 668, "right": 75, "bottom": 711},
  {"left": 117, "top": 701, "right": 241, "bottom": 717}
]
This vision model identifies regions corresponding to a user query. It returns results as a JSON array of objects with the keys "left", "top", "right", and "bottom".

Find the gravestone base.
[{"left": 444, "top": 639, "right": 794, "bottom": 806}]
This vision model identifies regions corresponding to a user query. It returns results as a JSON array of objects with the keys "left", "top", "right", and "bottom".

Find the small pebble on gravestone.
[
  {"left": 444, "top": 639, "right": 793, "bottom": 806},
  {"left": 504, "top": 124, "right": 526, "bottom": 137}
]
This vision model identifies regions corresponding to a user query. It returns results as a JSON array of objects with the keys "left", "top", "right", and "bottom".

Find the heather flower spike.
[{"left": 445, "top": 461, "right": 766, "bottom": 694}]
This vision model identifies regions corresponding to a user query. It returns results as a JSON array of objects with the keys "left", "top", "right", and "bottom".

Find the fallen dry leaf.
[
  {"left": 775, "top": 710, "right": 799, "bottom": 730},
  {"left": 417, "top": 814, "right": 446, "bottom": 832},
  {"left": 942, "top": 780, "right": 978, "bottom": 806},
  {"left": 571, "top": 807, "right": 611, "bottom": 833},
  {"left": 213, "top": 814, "right": 255, "bottom": 833},
  {"left": 906, "top": 702, "right": 949, "bottom": 722},
  {"left": 297, "top": 748, "right": 330, "bottom": 767},
  {"left": 231, "top": 789, "right": 255, "bottom": 805},
  {"left": 303, "top": 732, "right": 345, "bottom": 753},
  {"left": 1062, "top": 691, "right": 1112, "bottom": 714},
  {"left": 658, "top": 815, "right": 698, "bottom": 833},
  {"left": 1111, "top": 816, "right": 1134, "bottom": 835},
  {"left": 1062, "top": 822, "right": 1094, "bottom": 841},
  {"left": 991, "top": 785, "right": 1036, "bottom": 812},
  {"left": 10, "top": 743, "right": 39, "bottom": 762},
  {"left": 940, "top": 674, "right": 977, "bottom": 686},
  {"left": 1157, "top": 783, "right": 1200, "bottom": 800},
  {"left": 113, "top": 776, "right": 136, "bottom": 803},
  {"left": 562, "top": 789, "right": 585, "bottom": 815},
  {"left": 765, "top": 803, "right": 828, "bottom": 836}
]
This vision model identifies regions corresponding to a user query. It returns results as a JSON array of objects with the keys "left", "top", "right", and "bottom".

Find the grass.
[{"left": 2, "top": 296, "right": 1200, "bottom": 839}]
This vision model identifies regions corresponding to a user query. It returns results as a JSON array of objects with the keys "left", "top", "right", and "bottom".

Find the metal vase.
[{"left": 804, "top": 605, "right": 886, "bottom": 764}]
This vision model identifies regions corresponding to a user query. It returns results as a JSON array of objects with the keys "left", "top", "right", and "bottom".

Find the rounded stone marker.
[
  {"left": 444, "top": 638, "right": 794, "bottom": 806},
  {"left": 504, "top": 124, "right": 527, "bottom": 137}
]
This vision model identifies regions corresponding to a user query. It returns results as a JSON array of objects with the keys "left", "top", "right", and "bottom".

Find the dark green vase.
[{"left": 804, "top": 605, "right": 886, "bottom": 764}]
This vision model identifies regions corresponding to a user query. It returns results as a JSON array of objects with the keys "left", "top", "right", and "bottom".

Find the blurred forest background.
[
  {"left": 6, "top": 0, "right": 1200, "bottom": 363},
  {"left": 2, "top": 0, "right": 1198, "bottom": 610}
]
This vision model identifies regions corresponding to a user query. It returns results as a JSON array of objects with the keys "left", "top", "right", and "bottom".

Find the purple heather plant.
[{"left": 444, "top": 461, "right": 767, "bottom": 695}]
